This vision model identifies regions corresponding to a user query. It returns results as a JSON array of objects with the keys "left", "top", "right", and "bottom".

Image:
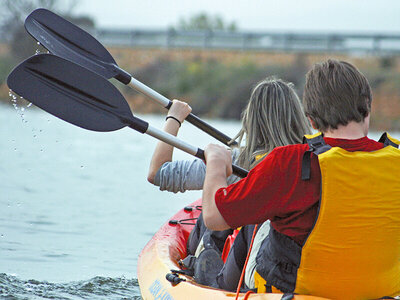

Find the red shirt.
[{"left": 215, "top": 136, "right": 383, "bottom": 245}]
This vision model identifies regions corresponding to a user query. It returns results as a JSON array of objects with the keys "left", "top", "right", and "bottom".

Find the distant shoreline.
[{"left": 1, "top": 44, "right": 399, "bottom": 131}]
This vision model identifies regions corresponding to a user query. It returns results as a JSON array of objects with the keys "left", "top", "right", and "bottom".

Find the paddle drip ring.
[
  {"left": 184, "top": 205, "right": 202, "bottom": 212},
  {"left": 169, "top": 218, "right": 198, "bottom": 226}
]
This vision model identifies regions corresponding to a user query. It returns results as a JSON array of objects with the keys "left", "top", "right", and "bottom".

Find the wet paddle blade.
[
  {"left": 24, "top": 9, "right": 237, "bottom": 146},
  {"left": 7, "top": 54, "right": 135, "bottom": 132},
  {"left": 25, "top": 8, "right": 120, "bottom": 80},
  {"left": 7, "top": 54, "right": 247, "bottom": 177}
]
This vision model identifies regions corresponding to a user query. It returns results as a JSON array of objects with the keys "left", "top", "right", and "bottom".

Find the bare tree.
[
  {"left": 173, "top": 12, "right": 237, "bottom": 32},
  {"left": 0, "top": 0, "right": 93, "bottom": 60}
]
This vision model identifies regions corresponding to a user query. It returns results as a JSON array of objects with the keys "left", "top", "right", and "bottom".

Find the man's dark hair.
[{"left": 303, "top": 59, "right": 372, "bottom": 132}]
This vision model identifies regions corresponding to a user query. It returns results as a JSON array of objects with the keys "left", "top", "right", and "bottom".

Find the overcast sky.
[{"left": 73, "top": 0, "right": 400, "bottom": 33}]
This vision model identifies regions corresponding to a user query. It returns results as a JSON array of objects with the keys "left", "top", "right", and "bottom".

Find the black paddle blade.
[
  {"left": 7, "top": 54, "right": 135, "bottom": 132},
  {"left": 25, "top": 8, "right": 128, "bottom": 82}
]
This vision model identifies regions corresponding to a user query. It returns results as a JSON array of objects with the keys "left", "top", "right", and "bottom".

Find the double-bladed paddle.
[
  {"left": 24, "top": 8, "right": 237, "bottom": 147},
  {"left": 7, "top": 54, "right": 248, "bottom": 178}
]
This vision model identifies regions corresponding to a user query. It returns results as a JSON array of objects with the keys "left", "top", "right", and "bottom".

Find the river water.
[
  {"left": 0, "top": 100, "right": 242, "bottom": 299},
  {"left": 1, "top": 100, "right": 395, "bottom": 299}
]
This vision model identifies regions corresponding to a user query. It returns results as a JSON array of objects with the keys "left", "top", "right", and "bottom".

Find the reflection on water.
[
  {"left": 1, "top": 103, "right": 241, "bottom": 299},
  {"left": 1, "top": 102, "right": 396, "bottom": 299}
]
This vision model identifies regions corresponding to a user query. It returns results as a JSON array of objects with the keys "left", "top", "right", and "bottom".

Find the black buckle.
[
  {"left": 166, "top": 272, "right": 186, "bottom": 285},
  {"left": 279, "top": 261, "right": 294, "bottom": 273},
  {"left": 310, "top": 141, "right": 323, "bottom": 150}
]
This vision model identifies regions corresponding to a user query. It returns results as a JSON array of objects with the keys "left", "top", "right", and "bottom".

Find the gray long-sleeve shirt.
[{"left": 153, "top": 149, "right": 240, "bottom": 193}]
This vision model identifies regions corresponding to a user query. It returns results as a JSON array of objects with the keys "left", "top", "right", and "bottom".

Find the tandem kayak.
[{"left": 137, "top": 199, "right": 330, "bottom": 300}]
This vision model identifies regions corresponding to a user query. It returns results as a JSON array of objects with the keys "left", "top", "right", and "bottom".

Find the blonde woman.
[
  {"left": 147, "top": 77, "right": 310, "bottom": 192},
  {"left": 147, "top": 77, "right": 311, "bottom": 289}
]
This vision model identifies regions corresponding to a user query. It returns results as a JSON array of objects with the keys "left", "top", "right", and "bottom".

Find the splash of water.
[
  {"left": 35, "top": 41, "right": 50, "bottom": 55},
  {"left": 9, "top": 89, "right": 43, "bottom": 143},
  {"left": 0, "top": 273, "right": 142, "bottom": 300},
  {"left": 9, "top": 90, "right": 32, "bottom": 122},
  {"left": 35, "top": 42, "right": 42, "bottom": 55}
]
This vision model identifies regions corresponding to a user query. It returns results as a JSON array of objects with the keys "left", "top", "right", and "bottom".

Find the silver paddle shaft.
[
  {"left": 129, "top": 77, "right": 170, "bottom": 108},
  {"left": 144, "top": 125, "right": 248, "bottom": 178},
  {"left": 128, "top": 77, "right": 238, "bottom": 147},
  {"left": 145, "top": 124, "right": 200, "bottom": 157}
]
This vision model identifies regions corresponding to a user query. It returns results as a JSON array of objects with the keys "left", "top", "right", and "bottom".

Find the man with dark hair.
[
  {"left": 201, "top": 59, "right": 400, "bottom": 298},
  {"left": 303, "top": 59, "right": 372, "bottom": 132}
]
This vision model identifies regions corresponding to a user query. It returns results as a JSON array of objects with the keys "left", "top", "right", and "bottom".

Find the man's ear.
[
  {"left": 363, "top": 112, "right": 371, "bottom": 135},
  {"left": 308, "top": 117, "right": 318, "bottom": 130}
]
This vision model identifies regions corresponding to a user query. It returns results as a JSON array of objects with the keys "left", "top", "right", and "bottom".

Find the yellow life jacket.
[
  {"left": 249, "top": 151, "right": 269, "bottom": 169},
  {"left": 294, "top": 132, "right": 400, "bottom": 299}
]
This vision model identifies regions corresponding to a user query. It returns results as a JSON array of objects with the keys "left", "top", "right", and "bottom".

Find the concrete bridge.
[{"left": 95, "top": 28, "right": 400, "bottom": 55}]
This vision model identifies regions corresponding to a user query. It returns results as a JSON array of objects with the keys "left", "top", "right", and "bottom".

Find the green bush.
[
  {"left": 132, "top": 57, "right": 309, "bottom": 119},
  {"left": 0, "top": 54, "right": 17, "bottom": 85}
]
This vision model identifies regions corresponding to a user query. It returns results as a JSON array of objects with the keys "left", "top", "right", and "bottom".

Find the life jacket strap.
[
  {"left": 378, "top": 132, "right": 400, "bottom": 148},
  {"left": 301, "top": 151, "right": 312, "bottom": 181},
  {"left": 301, "top": 133, "right": 331, "bottom": 181}
]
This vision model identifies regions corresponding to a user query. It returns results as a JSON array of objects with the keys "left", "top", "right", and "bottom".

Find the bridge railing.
[{"left": 94, "top": 29, "right": 400, "bottom": 55}]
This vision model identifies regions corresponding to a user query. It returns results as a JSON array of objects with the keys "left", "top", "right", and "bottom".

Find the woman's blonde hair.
[{"left": 233, "top": 77, "right": 311, "bottom": 170}]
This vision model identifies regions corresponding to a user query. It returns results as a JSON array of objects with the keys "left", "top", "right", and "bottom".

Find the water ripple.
[{"left": 0, "top": 274, "right": 142, "bottom": 300}]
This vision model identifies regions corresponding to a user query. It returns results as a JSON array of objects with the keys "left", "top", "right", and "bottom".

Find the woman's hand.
[
  {"left": 167, "top": 99, "right": 192, "bottom": 124},
  {"left": 204, "top": 144, "right": 233, "bottom": 178},
  {"left": 147, "top": 99, "right": 192, "bottom": 184}
]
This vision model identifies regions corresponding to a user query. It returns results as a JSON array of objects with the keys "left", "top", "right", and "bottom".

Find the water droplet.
[
  {"left": 40, "top": 149, "right": 43, "bottom": 152},
  {"left": 14, "top": 148, "right": 17, "bottom": 151},
  {"left": 1, "top": 234, "right": 4, "bottom": 238},
  {"left": 21, "top": 108, "right": 25, "bottom": 112},
  {"left": 27, "top": 102, "right": 32, "bottom": 107},
  {"left": 80, "top": 165, "right": 84, "bottom": 168},
  {"left": 37, "top": 42, "right": 40, "bottom": 45},
  {"left": 33, "top": 135, "right": 37, "bottom": 138},
  {"left": 39, "top": 130, "right": 43, "bottom": 132}
]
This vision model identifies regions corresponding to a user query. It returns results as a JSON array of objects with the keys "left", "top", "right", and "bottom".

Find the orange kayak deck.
[{"left": 137, "top": 199, "right": 330, "bottom": 300}]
